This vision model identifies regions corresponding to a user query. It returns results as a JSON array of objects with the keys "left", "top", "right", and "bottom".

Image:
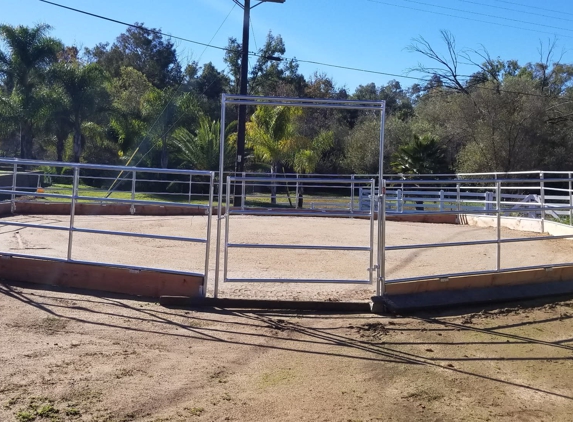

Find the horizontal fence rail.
[
  {"left": 0, "top": 158, "right": 215, "bottom": 296},
  {"left": 214, "top": 175, "right": 378, "bottom": 296},
  {"left": 376, "top": 174, "right": 573, "bottom": 295},
  {"left": 3, "top": 159, "right": 573, "bottom": 301}
]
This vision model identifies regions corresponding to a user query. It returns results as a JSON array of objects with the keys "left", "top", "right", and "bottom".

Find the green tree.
[
  {"left": 284, "top": 130, "right": 333, "bottom": 207},
  {"left": 48, "top": 63, "right": 109, "bottom": 162},
  {"left": 140, "top": 89, "right": 199, "bottom": 168},
  {"left": 0, "top": 24, "right": 61, "bottom": 158},
  {"left": 172, "top": 115, "right": 236, "bottom": 171},
  {"left": 86, "top": 23, "right": 182, "bottom": 89},
  {"left": 108, "top": 66, "right": 154, "bottom": 157},
  {"left": 246, "top": 105, "right": 300, "bottom": 204},
  {"left": 391, "top": 135, "right": 448, "bottom": 175}
]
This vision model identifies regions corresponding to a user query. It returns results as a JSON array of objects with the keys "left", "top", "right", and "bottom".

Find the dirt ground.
[
  {"left": 1, "top": 282, "right": 572, "bottom": 422},
  {"left": 1, "top": 215, "right": 573, "bottom": 301}
]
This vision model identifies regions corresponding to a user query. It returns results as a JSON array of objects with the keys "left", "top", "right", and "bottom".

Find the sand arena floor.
[{"left": 1, "top": 214, "right": 573, "bottom": 301}]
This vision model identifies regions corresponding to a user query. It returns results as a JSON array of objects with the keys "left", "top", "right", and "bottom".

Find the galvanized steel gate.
[{"left": 213, "top": 95, "right": 387, "bottom": 298}]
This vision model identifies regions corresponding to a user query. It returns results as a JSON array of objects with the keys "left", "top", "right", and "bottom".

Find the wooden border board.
[
  {"left": 0, "top": 256, "right": 203, "bottom": 298},
  {"left": 385, "top": 265, "right": 573, "bottom": 295}
]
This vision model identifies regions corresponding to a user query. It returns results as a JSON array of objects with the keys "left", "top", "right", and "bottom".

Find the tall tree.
[
  {"left": 0, "top": 24, "right": 61, "bottom": 158},
  {"left": 86, "top": 23, "right": 182, "bottom": 89},
  {"left": 391, "top": 134, "right": 448, "bottom": 175},
  {"left": 48, "top": 63, "right": 109, "bottom": 162},
  {"left": 172, "top": 115, "right": 236, "bottom": 171},
  {"left": 246, "top": 105, "right": 300, "bottom": 204}
]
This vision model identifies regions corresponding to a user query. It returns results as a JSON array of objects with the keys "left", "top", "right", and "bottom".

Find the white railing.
[{"left": 0, "top": 158, "right": 216, "bottom": 295}]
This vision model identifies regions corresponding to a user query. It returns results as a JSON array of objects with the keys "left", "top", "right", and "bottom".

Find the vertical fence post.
[
  {"left": 214, "top": 95, "right": 227, "bottom": 299},
  {"left": 397, "top": 189, "right": 403, "bottom": 213},
  {"left": 439, "top": 190, "right": 444, "bottom": 212},
  {"left": 369, "top": 179, "right": 375, "bottom": 284},
  {"left": 496, "top": 181, "right": 501, "bottom": 272},
  {"left": 67, "top": 167, "right": 79, "bottom": 261},
  {"left": 295, "top": 174, "right": 300, "bottom": 209},
  {"left": 241, "top": 172, "right": 246, "bottom": 210},
  {"left": 188, "top": 174, "right": 193, "bottom": 204},
  {"left": 203, "top": 173, "right": 215, "bottom": 298},
  {"left": 350, "top": 174, "right": 355, "bottom": 213},
  {"left": 569, "top": 172, "right": 572, "bottom": 226},
  {"left": 484, "top": 192, "right": 493, "bottom": 211},
  {"left": 10, "top": 163, "right": 17, "bottom": 214},
  {"left": 379, "top": 179, "right": 387, "bottom": 296},
  {"left": 456, "top": 182, "right": 461, "bottom": 212},
  {"left": 130, "top": 171, "right": 136, "bottom": 215},
  {"left": 540, "top": 171, "right": 545, "bottom": 233},
  {"left": 223, "top": 176, "right": 231, "bottom": 289}
]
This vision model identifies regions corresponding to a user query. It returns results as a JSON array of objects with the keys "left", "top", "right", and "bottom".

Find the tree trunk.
[
  {"left": 20, "top": 123, "right": 34, "bottom": 159},
  {"left": 56, "top": 134, "right": 66, "bottom": 162},
  {"left": 161, "top": 136, "right": 169, "bottom": 169},
  {"left": 297, "top": 185, "right": 304, "bottom": 208},
  {"left": 72, "top": 123, "right": 82, "bottom": 163},
  {"left": 270, "top": 165, "right": 277, "bottom": 205}
]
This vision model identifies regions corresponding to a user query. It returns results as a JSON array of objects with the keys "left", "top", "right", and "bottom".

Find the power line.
[
  {"left": 365, "top": 0, "right": 573, "bottom": 39},
  {"left": 38, "top": 0, "right": 427, "bottom": 83},
  {"left": 393, "top": 0, "right": 573, "bottom": 33},
  {"left": 456, "top": 0, "right": 573, "bottom": 24},
  {"left": 197, "top": 3, "right": 236, "bottom": 63},
  {"left": 493, "top": 0, "right": 573, "bottom": 18},
  {"left": 38, "top": 0, "right": 231, "bottom": 52},
  {"left": 37, "top": 0, "right": 572, "bottom": 101},
  {"left": 250, "top": 21, "right": 258, "bottom": 52}
]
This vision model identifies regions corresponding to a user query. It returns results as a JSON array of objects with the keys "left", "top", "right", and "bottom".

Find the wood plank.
[
  {"left": 0, "top": 256, "right": 203, "bottom": 298},
  {"left": 385, "top": 266, "right": 573, "bottom": 295}
]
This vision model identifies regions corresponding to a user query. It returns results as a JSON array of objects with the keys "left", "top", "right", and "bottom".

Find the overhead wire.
[
  {"left": 393, "top": 0, "right": 573, "bottom": 33},
  {"left": 37, "top": 0, "right": 430, "bottom": 83},
  {"left": 365, "top": 0, "right": 573, "bottom": 39},
  {"left": 38, "top": 0, "right": 230, "bottom": 52},
  {"left": 492, "top": 0, "right": 573, "bottom": 18},
  {"left": 120, "top": 2, "right": 236, "bottom": 166},
  {"left": 37, "top": 1, "right": 572, "bottom": 103},
  {"left": 98, "top": 2, "right": 236, "bottom": 192},
  {"left": 455, "top": 0, "right": 573, "bottom": 23}
]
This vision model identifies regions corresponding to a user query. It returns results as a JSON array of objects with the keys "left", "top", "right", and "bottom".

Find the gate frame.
[{"left": 214, "top": 94, "right": 386, "bottom": 298}]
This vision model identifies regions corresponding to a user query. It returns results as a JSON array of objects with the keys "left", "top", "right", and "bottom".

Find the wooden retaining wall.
[
  {"left": 4, "top": 201, "right": 459, "bottom": 223},
  {"left": 0, "top": 256, "right": 203, "bottom": 298},
  {"left": 385, "top": 266, "right": 573, "bottom": 295},
  {"left": 10, "top": 202, "right": 209, "bottom": 216}
]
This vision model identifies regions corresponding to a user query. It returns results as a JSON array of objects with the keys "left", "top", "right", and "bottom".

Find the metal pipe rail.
[
  {"left": 0, "top": 157, "right": 213, "bottom": 176},
  {"left": 225, "top": 278, "right": 373, "bottom": 284},
  {"left": 376, "top": 177, "right": 573, "bottom": 295},
  {"left": 228, "top": 243, "right": 370, "bottom": 251},
  {"left": 0, "top": 188, "right": 212, "bottom": 209},
  {"left": 214, "top": 176, "right": 377, "bottom": 297},
  {"left": 0, "top": 159, "right": 216, "bottom": 297},
  {"left": 222, "top": 94, "right": 386, "bottom": 111}
]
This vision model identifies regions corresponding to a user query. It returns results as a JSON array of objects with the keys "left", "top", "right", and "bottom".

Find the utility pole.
[
  {"left": 234, "top": 0, "right": 285, "bottom": 200},
  {"left": 235, "top": 0, "right": 251, "bottom": 181}
]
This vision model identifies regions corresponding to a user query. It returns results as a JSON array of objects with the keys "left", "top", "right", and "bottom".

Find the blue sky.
[{"left": 2, "top": 0, "right": 573, "bottom": 91}]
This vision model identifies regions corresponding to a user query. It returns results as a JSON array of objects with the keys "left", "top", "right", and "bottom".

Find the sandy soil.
[
  {"left": 1, "top": 215, "right": 573, "bottom": 301},
  {"left": 1, "top": 283, "right": 572, "bottom": 422}
]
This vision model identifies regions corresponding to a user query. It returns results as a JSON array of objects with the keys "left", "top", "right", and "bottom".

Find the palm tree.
[
  {"left": 172, "top": 115, "right": 236, "bottom": 171},
  {"left": 141, "top": 89, "right": 200, "bottom": 169},
  {"left": 391, "top": 135, "right": 449, "bottom": 210},
  {"left": 246, "top": 105, "right": 300, "bottom": 204},
  {"left": 48, "top": 63, "right": 109, "bottom": 162},
  {"left": 391, "top": 135, "right": 448, "bottom": 175},
  {"left": 285, "top": 130, "right": 333, "bottom": 207},
  {"left": 0, "top": 24, "right": 61, "bottom": 158}
]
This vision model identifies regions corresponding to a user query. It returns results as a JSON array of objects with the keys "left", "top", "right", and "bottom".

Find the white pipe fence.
[{"left": 0, "top": 158, "right": 215, "bottom": 296}]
